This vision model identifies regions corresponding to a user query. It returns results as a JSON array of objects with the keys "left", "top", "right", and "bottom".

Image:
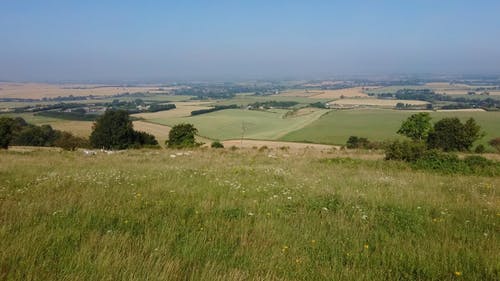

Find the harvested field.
[
  {"left": 328, "top": 98, "right": 428, "bottom": 107},
  {"left": 0, "top": 82, "right": 176, "bottom": 99},
  {"left": 279, "top": 87, "right": 368, "bottom": 99},
  {"left": 132, "top": 102, "right": 213, "bottom": 120}
]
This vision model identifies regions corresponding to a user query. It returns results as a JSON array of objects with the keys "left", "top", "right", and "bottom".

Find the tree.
[
  {"left": 427, "top": 118, "right": 482, "bottom": 152},
  {"left": 89, "top": 110, "right": 136, "bottom": 149},
  {"left": 397, "top": 113, "right": 432, "bottom": 141},
  {"left": 0, "top": 117, "right": 14, "bottom": 149},
  {"left": 166, "top": 123, "right": 199, "bottom": 148}
]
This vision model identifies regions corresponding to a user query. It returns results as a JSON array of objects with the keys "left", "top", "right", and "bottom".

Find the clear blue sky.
[{"left": 1, "top": 0, "right": 499, "bottom": 82}]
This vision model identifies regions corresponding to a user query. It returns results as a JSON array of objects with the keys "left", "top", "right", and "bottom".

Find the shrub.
[
  {"left": 489, "top": 137, "right": 500, "bottom": 152},
  {"left": 346, "top": 136, "right": 370, "bottom": 149},
  {"left": 53, "top": 132, "right": 89, "bottom": 151},
  {"left": 258, "top": 146, "right": 268, "bottom": 152},
  {"left": 384, "top": 140, "right": 427, "bottom": 162},
  {"left": 211, "top": 141, "right": 224, "bottom": 148},
  {"left": 474, "top": 144, "right": 486, "bottom": 154},
  {"left": 413, "top": 150, "right": 465, "bottom": 173}
]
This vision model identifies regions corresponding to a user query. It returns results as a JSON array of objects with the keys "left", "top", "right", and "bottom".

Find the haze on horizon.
[{"left": 1, "top": 0, "right": 500, "bottom": 82}]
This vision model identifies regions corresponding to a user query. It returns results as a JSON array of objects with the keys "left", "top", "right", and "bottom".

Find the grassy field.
[
  {"left": 281, "top": 109, "right": 500, "bottom": 147},
  {"left": 144, "top": 108, "right": 328, "bottom": 140},
  {"left": 0, "top": 149, "right": 498, "bottom": 280}
]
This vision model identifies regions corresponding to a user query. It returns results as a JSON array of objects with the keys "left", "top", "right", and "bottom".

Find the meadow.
[
  {"left": 281, "top": 109, "right": 500, "bottom": 148},
  {"left": 0, "top": 148, "right": 498, "bottom": 280}
]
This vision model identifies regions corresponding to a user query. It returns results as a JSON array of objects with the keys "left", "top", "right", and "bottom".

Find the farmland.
[
  {"left": 281, "top": 109, "right": 500, "bottom": 147},
  {"left": 0, "top": 148, "right": 498, "bottom": 280},
  {"left": 141, "top": 108, "right": 328, "bottom": 141}
]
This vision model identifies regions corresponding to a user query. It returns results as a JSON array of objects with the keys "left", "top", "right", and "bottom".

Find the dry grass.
[
  {"left": 329, "top": 98, "right": 429, "bottom": 107},
  {"left": 279, "top": 87, "right": 368, "bottom": 99},
  {"left": 132, "top": 102, "right": 212, "bottom": 120},
  {"left": 220, "top": 139, "right": 339, "bottom": 151}
]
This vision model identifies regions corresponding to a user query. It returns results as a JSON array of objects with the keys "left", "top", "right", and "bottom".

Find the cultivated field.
[
  {"left": 143, "top": 108, "right": 328, "bottom": 141},
  {"left": 281, "top": 109, "right": 500, "bottom": 148},
  {"left": 0, "top": 149, "right": 498, "bottom": 280},
  {"left": 0, "top": 83, "right": 174, "bottom": 99}
]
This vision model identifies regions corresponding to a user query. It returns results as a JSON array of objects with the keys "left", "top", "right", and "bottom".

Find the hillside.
[{"left": 0, "top": 148, "right": 498, "bottom": 280}]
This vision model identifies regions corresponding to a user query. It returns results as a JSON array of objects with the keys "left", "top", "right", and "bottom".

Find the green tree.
[
  {"left": 397, "top": 113, "right": 432, "bottom": 141},
  {"left": 427, "top": 118, "right": 482, "bottom": 152},
  {"left": 90, "top": 110, "right": 136, "bottom": 149},
  {"left": 0, "top": 117, "right": 14, "bottom": 149},
  {"left": 166, "top": 123, "right": 199, "bottom": 148}
]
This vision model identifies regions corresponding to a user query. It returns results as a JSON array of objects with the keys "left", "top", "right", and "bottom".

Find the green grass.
[
  {"left": 280, "top": 109, "right": 500, "bottom": 147},
  {"left": 0, "top": 149, "right": 498, "bottom": 280},
  {"left": 145, "top": 108, "right": 328, "bottom": 140}
]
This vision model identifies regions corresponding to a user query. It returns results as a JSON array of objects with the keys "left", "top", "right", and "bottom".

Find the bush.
[
  {"left": 346, "top": 136, "right": 369, "bottom": 149},
  {"left": 489, "top": 137, "right": 500, "bottom": 152},
  {"left": 384, "top": 140, "right": 427, "bottom": 162},
  {"left": 474, "top": 144, "right": 486, "bottom": 154},
  {"left": 413, "top": 150, "right": 465, "bottom": 173},
  {"left": 211, "top": 141, "right": 224, "bottom": 148},
  {"left": 53, "top": 132, "right": 89, "bottom": 151},
  {"left": 166, "top": 123, "right": 200, "bottom": 148}
]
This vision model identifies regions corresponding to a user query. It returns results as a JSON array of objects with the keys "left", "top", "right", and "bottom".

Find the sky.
[{"left": 1, "top": 0, "right": 500, "bottom": 82}]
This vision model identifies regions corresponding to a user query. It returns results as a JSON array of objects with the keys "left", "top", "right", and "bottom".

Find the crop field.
[
  {"left": 143, "top": 108, "right": 328, "bottom": 141},
  {"left": 0, "top": 149, "right": 498, "bottom": 280},
  {"left": 281, "top": 109, "right": 500, "bottom": 147}
]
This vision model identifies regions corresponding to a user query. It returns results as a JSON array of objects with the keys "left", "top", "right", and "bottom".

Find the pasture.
[
  {"left": 0, "top": 149, "right": 498, "bottom": 280},
  {"left": 281, "top": 109, "right": 500, "bottom": 148}
]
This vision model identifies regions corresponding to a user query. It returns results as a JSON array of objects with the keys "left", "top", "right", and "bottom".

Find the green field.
[
  {"left": 0, "top": 149, "right": 498, "bottom": 280},
  {"left": 281, "top": 109, "right": 500, "bottom": 147},
  {"left": 144, "top": 108, "right": 328, "bottom": 140}
]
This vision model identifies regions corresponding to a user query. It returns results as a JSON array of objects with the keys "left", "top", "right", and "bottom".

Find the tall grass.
[{"left": 0, "top": 149, "right": 498, "bottom": 280}]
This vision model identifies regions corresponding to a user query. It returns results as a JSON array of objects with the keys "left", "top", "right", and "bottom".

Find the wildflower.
[
  {"left": 454, "top": 271, "right": 462, "bottom": 276},
  {"left": 248, "top": 212, "right": 254, "bottom": 216},
  {"left": 364, "top": 244, "right": 369, "bottom": 249},
  {"left": 295, "top": 258, "right": 302, "bottom": 264},
  {"left": 361, "top": 214, "right": 368, "bottom": 220},
  {"left": 282, "top": 245, "right": 288, "bottom": 253},
  {"left": 311, "top": 240, "right": 316, "bottom": 244},
  {"left": 287, "top": 196, "right": 292, "bottom": 200}
]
